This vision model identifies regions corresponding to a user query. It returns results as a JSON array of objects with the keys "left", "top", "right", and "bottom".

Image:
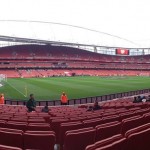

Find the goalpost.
[{"left": 0, "top": 74, "right": 7, "bottom": 83}]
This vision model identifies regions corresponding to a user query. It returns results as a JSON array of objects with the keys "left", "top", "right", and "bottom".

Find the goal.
[{"left": 0, "top": 74, "right": 7, "bottom": 83}]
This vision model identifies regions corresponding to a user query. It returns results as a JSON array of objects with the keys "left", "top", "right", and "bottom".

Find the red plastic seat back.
[
  {"left": 64, "top": 128, "right": 96, "bottom": 150},
  {"left": 23, "top": 133, "right": 55, "bottom": 150}
]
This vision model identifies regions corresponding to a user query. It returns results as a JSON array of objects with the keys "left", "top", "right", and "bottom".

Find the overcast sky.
[{"left": 0, "top": 0, "right": 150, "bottom": 47}]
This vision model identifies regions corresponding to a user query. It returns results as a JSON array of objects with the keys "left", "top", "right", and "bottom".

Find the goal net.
[{"left": 0, "top": 74, "right": 7, "bottom": 85}]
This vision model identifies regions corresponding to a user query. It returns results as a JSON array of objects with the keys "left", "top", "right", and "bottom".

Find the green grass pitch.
[{"left": 0, "top": 76, "right": 150, "bottom": 101}]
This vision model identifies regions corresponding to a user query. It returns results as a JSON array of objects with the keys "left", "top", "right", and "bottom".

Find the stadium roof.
[
  {"left": 0, "top": 20, "right": 140, "bottom": 48},
  {"left": 1, "top": 0, "right": 150, "bottom": 49}
]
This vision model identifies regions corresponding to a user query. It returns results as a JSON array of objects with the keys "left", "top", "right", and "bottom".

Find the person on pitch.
[
  {"left": 0, "top": 93, "right": 4, "bottom": 104},
  {"left": 61, "top": 92, "right": 68, "bottom": 105}
]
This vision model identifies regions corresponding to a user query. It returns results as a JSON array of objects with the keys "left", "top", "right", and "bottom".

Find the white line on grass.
[{"left": 6, "top": 81, "right": 27, "bottom": 97}]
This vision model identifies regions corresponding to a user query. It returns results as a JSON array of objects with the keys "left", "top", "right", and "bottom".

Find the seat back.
[
  {"left": 83, "top": 118, "right": 103, "bottom": 128},
  {"left": 119, "top": 111, "right": 135, "bottom": 120},
  {"left": 23, "top": 132, "right": 55, "bottom": 150},
  {"left": 0, "top": 144, "right": 22, "bottom": 150},
  {"left": 25, "top": 130, "right": 55, "bottom": 134},
  {"left": 0, "top": 120, "right": 6, "bottom": 128},
  {"left": 27, "top": 123, "right": 51, "bottom": 131},
  {"left": 143, "top": 113, "right": 150, "bottom": 123},
  {"left": 125, "top": 123, "right": 150, "bottom": 137},
  {"left": 64, "top": 128, "right": 96, "bottom": 150},
  {"left": 59, "top": 121, "right": 83, "bottom": 145},
  {"left": 85, "top": 134, "right": 123, "bottom": 150},
  {"left": 27, "top": 118, "right": 46, "bottom": 123},
  {"left": 51, "top": 119, "right": 69, "bottom": 143},
  {"left": 6, "top": 121, "right": 27, "bottom": 131},
  {"left": 126, "top": 128, "right": 150, "bottom": 150},
  {"left": 95, "top": 121, "right": 121, "bottom": 141},
  {"left": 95, "top": 138, "right": 126, "bottom": 150},
  {"left": 102, "top": 115, "right": 120, "bottom": 124},
  {"left": 0, "top": 130, "right": 23, "bottom": 148},
  {"left": 135, "top": 108, "right": 149, "bottom": 116},
  {"left": 121, "top": 116, "right": 144, "bottom": 134}
]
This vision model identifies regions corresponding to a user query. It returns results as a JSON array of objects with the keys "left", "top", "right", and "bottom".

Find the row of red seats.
[
  {"left": 56, "top": 109, "right": 150, "bottom": 147},
  {"left": 0, "top": 121, "right": 51, "bottom": 131},
  {"left": 0, "top": 112, "right": 149, "bottom": 150},
  {"left": 61, "top": 112, "right": 150, "bottom": 150},
  {"left": 0, "top": 128, "right": 55, "bottom": 150},
  {"left": 3, "top": 61, "right": 150, "bottom": 70},
  {"left": 1, "top": 68, "right": 150, "bottom": 78},
  {"left": 86, "top": 122, "right": 150, "bottom": 150},
  {"left": 0, "top": 97, "right": 149, "bottom": 149}
]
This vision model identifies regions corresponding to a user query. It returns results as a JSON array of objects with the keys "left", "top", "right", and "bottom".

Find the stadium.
[{"left": 0, "top": 0, "right": 150, "bottom": 150}]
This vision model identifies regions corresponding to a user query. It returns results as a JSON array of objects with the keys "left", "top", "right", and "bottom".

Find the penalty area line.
[{"left": 6, "top": 81, "right": 27, "bottom": 98}]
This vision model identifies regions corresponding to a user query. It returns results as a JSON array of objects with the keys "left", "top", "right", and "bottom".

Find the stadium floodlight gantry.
[{"left": 0, "top": 20, "right": 150, "bottom": 55}]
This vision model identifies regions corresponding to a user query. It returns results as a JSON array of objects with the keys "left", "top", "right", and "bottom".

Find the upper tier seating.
[
  {"left": 0, "top": 44, "right": 149, "bottom": 63},
  {"left": 0, "top": 44, "right": 150, "bottom": 78}
]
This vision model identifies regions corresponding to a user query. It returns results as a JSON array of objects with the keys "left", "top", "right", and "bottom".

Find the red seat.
[
  {"left": 0, "top": 144, "right": 22, "bottom": 150},
  {"left": 27, "top": 118, "right": 46, "bottom": 123},
  {"left": 0, "top": 130, "right": 23, "bottom": 148},
  {"left": 135, "top": 108, "right": 149, "bottom": 116},
  {"left": 0, "top": 120, "right": 6, "bottom": 127},
  {"left": 27, "top": 113, "right": 38, "bottom": 117},
  {"left": 119, "top": 111, "right": 135, "bottom": 120},
  {"left": 5, "top": 121, "right": 27, "bottom": 131},
  {"left": 121, "top": 115, "right": 144, "bottom": 134},
  {"left": 59, "top": 121, "right": 83, "bottom": 146},
  {"left": 49, "top": 116, "right": 64, "bottom": 122},
  {"left": 143, "top": 113, "right": 150, "bottom": 123},
  {"left": 95, "top": 121, "right": 121, "bottom": 141},
  {"left": 95, "top": 138, "right": 126, "bottom": 150},
  {"left": 116, "top": 109, "right": 129, "bottom": 114},
  {"left": 0, "top": 116, "right": 11, "bottom": 121},
  {"left": 102, "top": 112, "right": 117, "bottom": 117},
  {"left": 83, "top": 118, "right": 103, "bottom": 128},
  {"left": 28, "top": 116, "right": 45, "bottom": 119},
  {"left": 38, "top": 113, "right": 50, "bottom": 117},
  {"left": 102, "top": 115, "right": 120, "bottom": 124},
  {"left": 87, "top": 114, "right": 100, "bottom": 119},
  {"left": 125, "top": 123, "right": 150, "bottom": 137},
  {"left": 51, "top": 119, "right": 69, "bottom": 143},
  {"left": 25, "top": 130, "right": 54, "bottom": 134},
  {"left": 10, "top": 118, "right": 27, "bottom": 122},
  {"left": 23, "top": 132, "right": 55, "bottom": 150},
  {"left": 129, "top": 107, "right": 141, "bottom": 111},
  {"left": 0, "top": 127, "right": 23, "bottom": 133},
  {"left": 63, "top": 128, "right": 96, "bottom": 150},
  {"left": 69, "top": 116, "right": 87, "bottom": 121},
  {"left": 27, "top": 123, "right": 51, "bottom": 131},
  {"left": 85, "top": 134, "right": 123, "bottom": 150},
  {"left": 126, "top": 128, "right": 150, "bottom": 150}
]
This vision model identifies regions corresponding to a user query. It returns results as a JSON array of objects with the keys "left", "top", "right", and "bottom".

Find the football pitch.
[{"left": 0, "top": 76, "right": 150, "bottom": 101}]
